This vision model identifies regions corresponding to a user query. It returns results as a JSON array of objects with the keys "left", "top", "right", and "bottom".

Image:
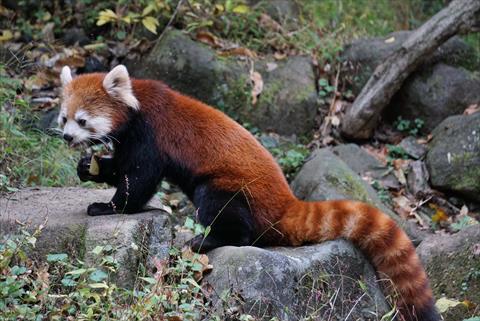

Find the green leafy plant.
[
  {"left": 0, "top": 65, "right": 79, "bottom": 192},
  {"left": 270, "top": 145, "right": 309, "bottom": 179},
  {"left": 97, "top": 1, "right": 169, "bottom": 36},
  {"left": 394, "top": 116, "right": 424, "bottom": 136},
  {"left": 0, "top": 225, "right": 259, "bottom": 321}
]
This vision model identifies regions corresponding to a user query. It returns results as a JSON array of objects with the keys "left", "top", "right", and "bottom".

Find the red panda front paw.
[
  {"left": 77, "top": 156, "right": 95, "bottom": 182},
  {"left": 87, "top": 202, "right": 115, "bottom": 216}
]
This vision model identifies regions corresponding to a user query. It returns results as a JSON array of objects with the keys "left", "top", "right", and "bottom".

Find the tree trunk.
[{"left": 340, "top": 0, "right": 480, "bottom": 139}]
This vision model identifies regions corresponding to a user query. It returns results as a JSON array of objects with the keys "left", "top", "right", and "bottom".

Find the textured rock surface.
[
  {"left": 417, "top": 226, "right": 480, "bottom": 320},
  {"left": 291, "top": 148, "right": 425, "bottom": 244},
  {"left": 129, "top": 29, "right": 318, "bottom": 136},
  {"left": 342, "top": 31, "right": 477, "bottom": 95},
  {"left": 342, "top": 31, "right": 479, "bottom": 133},
  {"left": 388, "top": 64, "right": 480, "bottom": 132},
  {"left": 204, "top": 241, "right": 389, "bottom": 321},
  {"left": 426, "top": 113, "right": 480, "bottom": 202},
  {"left": 0, "top": 187, "right": 171, "bottom": 287},
  {"left": 332, "top": 144, "right": 400, "bottom": 189}
]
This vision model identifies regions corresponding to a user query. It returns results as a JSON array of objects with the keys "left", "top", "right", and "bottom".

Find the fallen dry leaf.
[
  {"left": 258, "top": 13, "right": 284, "bottom": 33},
  {"left": 392, "top": 195, "right": 414, "bottom": 219},
  {"left": 181, "top": 247, "right": 213, "bottom": 281},
  {"left": 430, "top": 204, "right": 448, "bottom": 223},
  {"left": 250, "top": 70, "right": 263, "bottom": 105},
  {"left": 218, "top": 47, "right": 257, "bottom": 58},
  {"left": 464, "top": 103, "right": 480, "bottom": 115},
  {"left": 266, "top": 62, "right": 278, "bottom": 72},
  {"left": 384, "top": 36, "right": 396, "bottom": 44},
  {"left": 273, "top": 52, "right": 287, "bottom": 60},
  {"left": 196, "top": 30, "right": 220, "bottom": 48}
]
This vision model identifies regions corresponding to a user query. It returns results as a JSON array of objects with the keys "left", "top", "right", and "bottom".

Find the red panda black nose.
[{"left": 63, "top": 134, "right": 73, "bottom": 142}]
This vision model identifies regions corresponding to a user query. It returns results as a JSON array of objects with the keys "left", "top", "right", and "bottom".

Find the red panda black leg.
[
  {"left": 107, "top": 168, "right": 163, "bottom": 214},
  {"left": 188, "top": 184, "right": 256, "bottom": 252}
]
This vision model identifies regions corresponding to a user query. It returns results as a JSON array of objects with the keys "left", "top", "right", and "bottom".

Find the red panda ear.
[
  {"left": 103, "top": 65, "right": 140, "bottom": 110},
  {"left": 60, "top": 66, "right": 73, "bottom": 86}
]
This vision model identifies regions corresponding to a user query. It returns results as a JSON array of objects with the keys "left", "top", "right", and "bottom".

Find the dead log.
[{"left": 340, "top": 0, "right": 480, "bottom": 139}]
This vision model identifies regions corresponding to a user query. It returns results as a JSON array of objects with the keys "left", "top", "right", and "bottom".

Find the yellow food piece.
[{"left": 89, "top": 155, "right": 100, "bottom": 176}]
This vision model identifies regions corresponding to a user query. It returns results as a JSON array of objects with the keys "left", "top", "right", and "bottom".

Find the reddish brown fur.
[{"left": 66, "top": 73, "right": 437, "bottom": 321}]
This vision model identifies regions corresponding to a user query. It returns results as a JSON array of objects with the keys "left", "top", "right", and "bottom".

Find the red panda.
[{"left": 58, "top": 65, "right": 440, "bottom": 321}]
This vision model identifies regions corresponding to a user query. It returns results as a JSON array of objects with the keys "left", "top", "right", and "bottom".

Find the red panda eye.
[
  {"left": 62, "top": 116, "right": 67, "bottom": 124},
  {"left": 78, "top": 119, "right": 87, "bottom": 127}
]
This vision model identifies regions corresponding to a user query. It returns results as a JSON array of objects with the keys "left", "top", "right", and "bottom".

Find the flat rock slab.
[{"left": 0, "top": 187, "right": 172, "bottom": 287}]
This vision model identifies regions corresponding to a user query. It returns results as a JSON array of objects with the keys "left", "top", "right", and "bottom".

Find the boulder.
[
  {"left": 129, "top": 28, "right": 318, "bottom": 136},
  {"left": 0, "top": 187, "right": 171, "bottom": 288},
  {"left": 291, "top": 148, "right": 425, "bottom": 244},
  {"left": 426, "top": 113, "right": 480, "bottom": 202},
  {"left": 388, "top": 64, "right": 480, "bottom": 133},
  {"left": 332, "top": 143, "right": 400, "bottom": 189},
  {"left": 342, "top": 31, "right": 478, "bottom": 95},
  {"left": 253, "top": 56, "right": 318, "bottom": 136},
  {"left": 342, "top": 31, "right": 480, "bottom": 133},
  {"left": 204, "top": 241, "right": 389, "bottom": 321},
  {"left": 417, "top": 226, "right": 480, "bottom": 320}
]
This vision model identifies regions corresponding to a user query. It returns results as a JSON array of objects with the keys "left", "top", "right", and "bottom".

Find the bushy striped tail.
[{"left": 279, "top": 199, "right": 440, "bottom": 321}]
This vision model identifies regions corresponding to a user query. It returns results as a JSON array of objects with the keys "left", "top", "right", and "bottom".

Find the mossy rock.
[
  {"left": 426, "top": 113, "right": 480, "bottom": 202},
  {"left": 129, "top": 29, "right": 319, "bottom": 136},
  {"left": 204, "top": 241, "right": 389, "bottom": 321},
  {"left": 291, "top": 148, "right": 425, "bottom": 243},
  {"left": 418, "top": 226, "right": 480, "bottom": 320}
]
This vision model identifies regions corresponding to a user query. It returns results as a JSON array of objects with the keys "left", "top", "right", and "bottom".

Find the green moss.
[
  {"left": 426, "top": 249, "right": 480, "bottom": 306},
  {"left": 217, "top": 74, "right": 252, "bottom": 119},
  {"left": 325, "top": 172, "right": 372, "bottom": 203},
  {"left": 258, "top": 80, "right": 283, "bottom": 106}
]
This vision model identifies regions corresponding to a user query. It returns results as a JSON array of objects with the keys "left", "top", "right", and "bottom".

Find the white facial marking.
[
  {"left": 89, "top": 116, "right": 112, "bottom": 136},
  {"left": 103, "top": 65, "right": 139, "bottom": 110},
  {"left": 61, "top": 109, "right": 113, "bottom": 145},
  {"left": 60, "top": 66, "right": 73, "bottom": 86},
  {"left": 63, "top": 119, "right": 90, "bottom": 144}
]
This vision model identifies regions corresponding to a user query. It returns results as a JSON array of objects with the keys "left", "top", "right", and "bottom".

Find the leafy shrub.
[
  {"left": 0, "top": 65, "right": 79, "bottom": 192},
  {"left": 0, "top": 225, "right": 257, "bottom": 321}
]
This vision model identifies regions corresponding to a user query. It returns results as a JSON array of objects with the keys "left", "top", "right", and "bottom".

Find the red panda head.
[{"left": 58, "top": 65, "right": 139, "bottom": 147}]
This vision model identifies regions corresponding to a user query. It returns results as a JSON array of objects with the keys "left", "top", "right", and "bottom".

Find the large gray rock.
[
  {"left": 342, "top": 31, "right": 478, "bottom": 95},
  {"left": 426, "top": 113, "right": 480, "bottom": 202},
  {"left": 0, "top": 187, "right": 171, "bottom": 287},
  {"left": 291, "top": 148, "right": 425, "bottom": 244},
  {"left": 417, "top": 226, "right": 480, "bottom": 320},
  {"left": 129, "top": 29, "right": 318, "bottom": 136},
  {"left": 342, "top": 31, "right": 480, "bottom": 133},
  {"left": 389, "top": 64, "right": 480, "bottom": 132},
  {"left": 204, "top": 241, "right": 389, "bottom": 321},
  {"left": 253, "top": 56, "right": 318, "bottom": 136}
]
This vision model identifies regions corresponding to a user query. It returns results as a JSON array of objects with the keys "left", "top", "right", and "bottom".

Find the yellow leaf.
[
  {"left": 142, "top": 3, "right": 156, "bottom": 16},
  {"left": 431, "top": 208, "right": 448, "bottom": 223},
  {"left": 0, "top": 29, "right": 13, "bottom": 42},
  {"left": 214, "top": 4, "right": 225, "bottom": 13},
  {"left": 142, "top": 16, "right": 159, "bottom": 34},
  {"left": 384, "top": 36, "right": 395, "bottom": 43},
  {"left": 435, "top": 297, "right": 461, "bottom": 313},
  {"left": 96, "top": 9, "right": 117, "bottom": 26},
  {"left": 232, "top": 4, "right": 250, "bottom": 14}
]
